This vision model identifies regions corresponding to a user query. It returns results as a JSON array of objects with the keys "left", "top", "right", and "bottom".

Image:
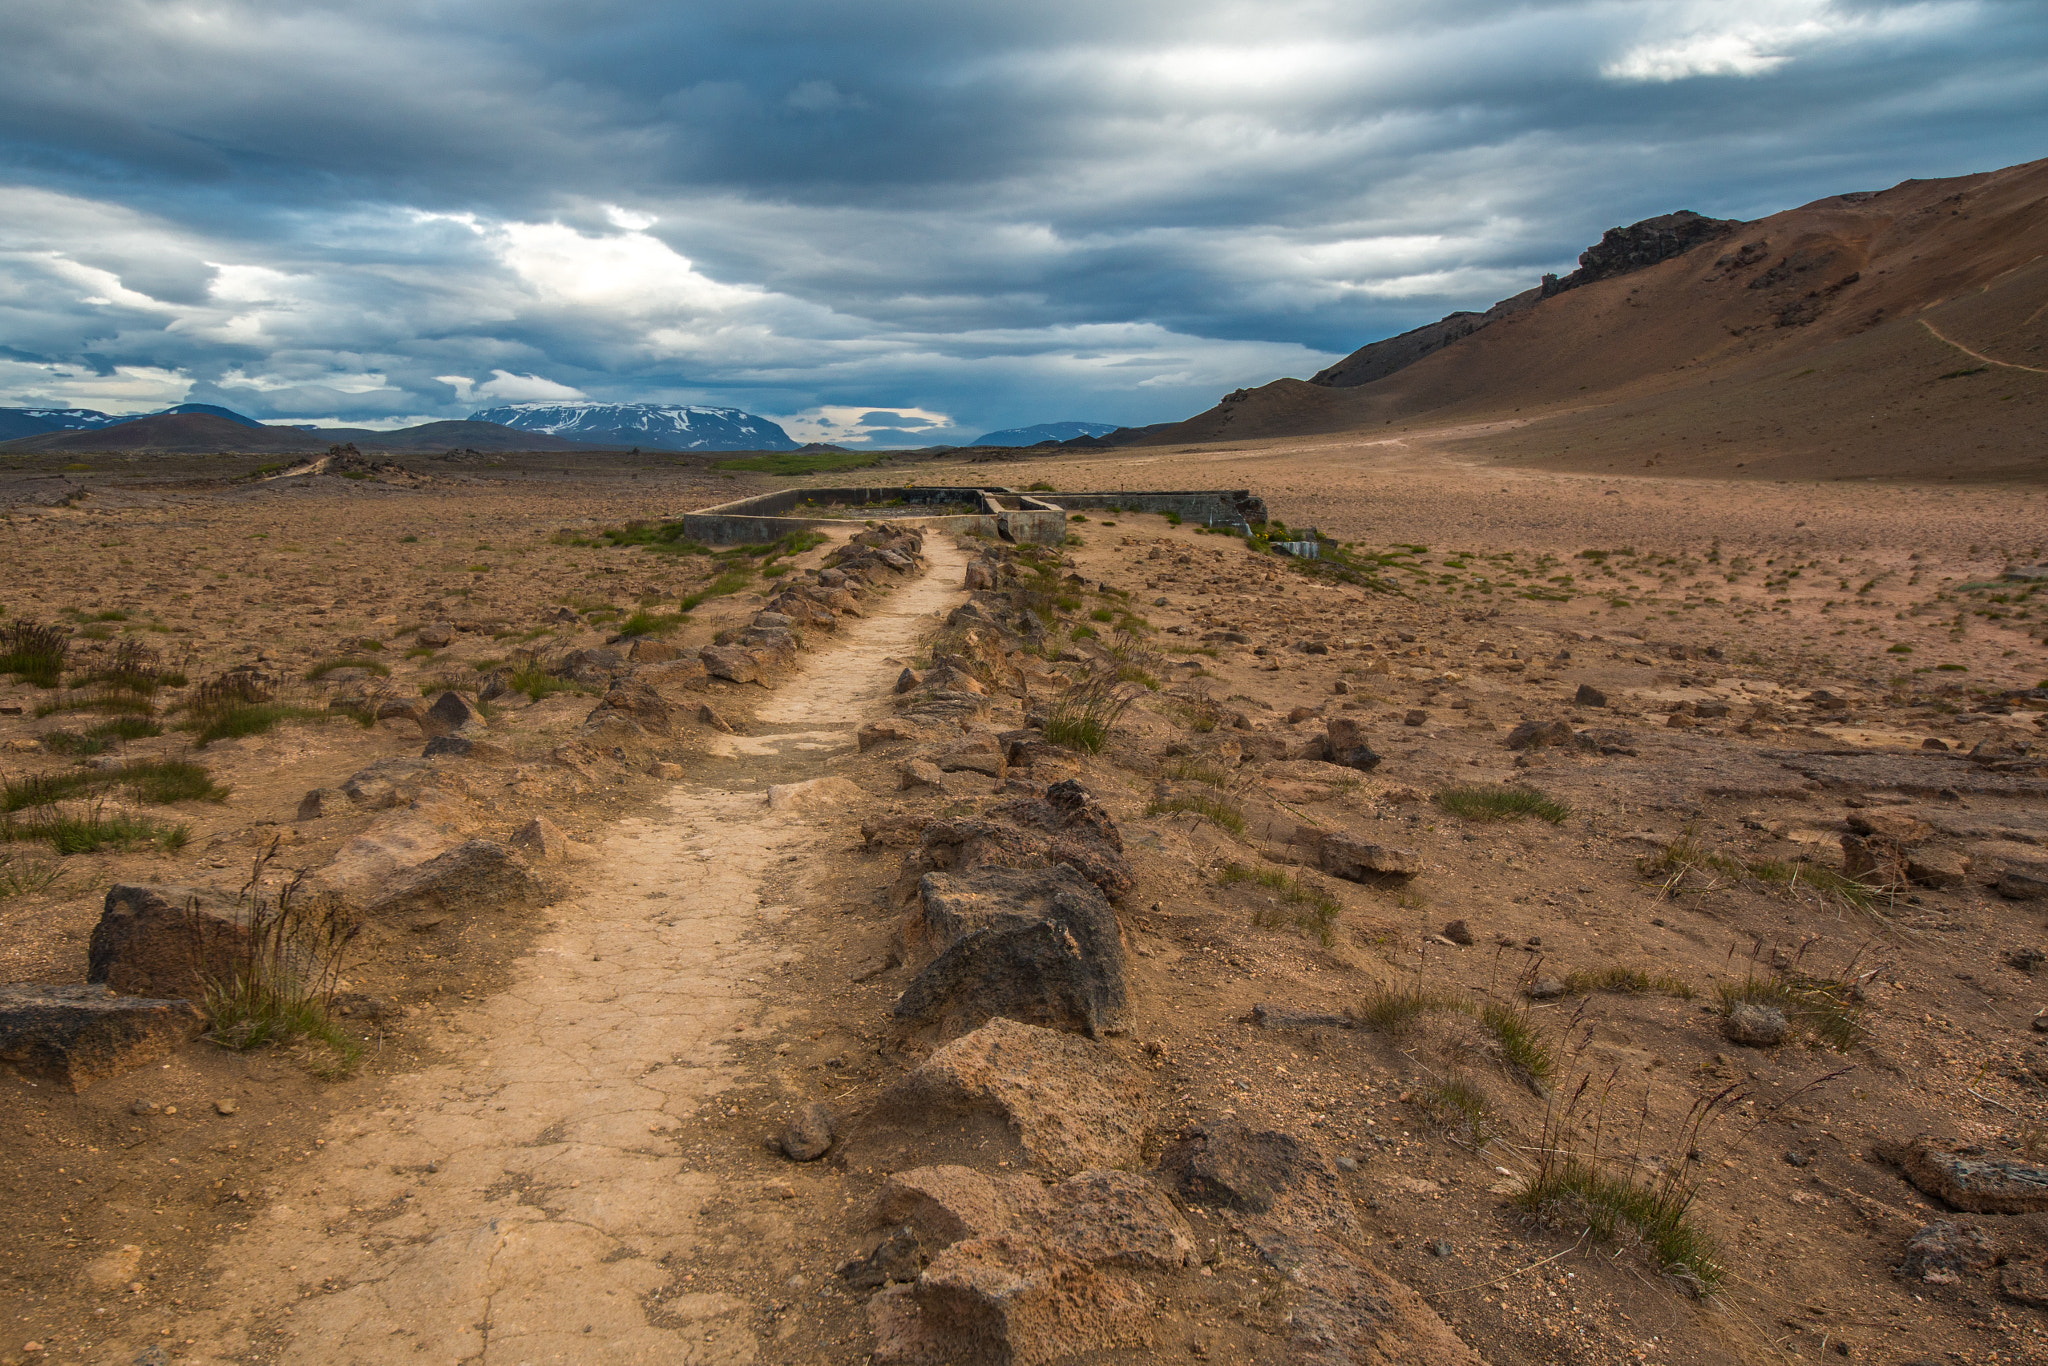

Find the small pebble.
[
  {"left": 214, "top": 1099, "right": 239, "bottom": 1116},
  {"left": 1335, "top": 1155, "right": 1358, "bottom": 1173}
]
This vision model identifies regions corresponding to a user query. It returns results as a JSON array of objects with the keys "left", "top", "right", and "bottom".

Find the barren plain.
[{"left": 1, "top": 435, "right": 2045, "bottom": 1366}]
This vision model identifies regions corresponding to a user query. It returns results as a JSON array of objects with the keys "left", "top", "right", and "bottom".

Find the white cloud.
[
  {"left": 1603, "top": 1, "right": 1976, "bottom": 83},
  {"left": 786, "top": 80, "right": 864, "bottom": 113},
  {"left": 0, "top": 358, "right": 193, "bottom": 412},
  {"left": 220, "top": 366, "right": 392, "bottom": 394},
  {"left": 463, "top": 369, "right": 589, "bottom": 402},
  {"left": 770, "top": 405, "right": 952, "bottom": 445}
]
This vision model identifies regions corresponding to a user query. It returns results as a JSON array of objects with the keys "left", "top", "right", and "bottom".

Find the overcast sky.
[{"left": 1, "top": 1, "right": 2042, "bottom": 445}]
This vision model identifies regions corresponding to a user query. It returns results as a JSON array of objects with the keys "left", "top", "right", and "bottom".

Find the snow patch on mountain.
[{"left": 469, "top": 402, "right": 797, "bottom": 451}]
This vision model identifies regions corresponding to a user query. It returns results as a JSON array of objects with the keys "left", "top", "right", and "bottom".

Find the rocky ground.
[{"left": 0, "top": 446, "right": 2045, "bottom": 1365}]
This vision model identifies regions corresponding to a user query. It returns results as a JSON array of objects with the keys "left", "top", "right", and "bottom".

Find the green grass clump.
[
  {"left": 1560, "top": 965, "right": 1695, "bottom": 1000},
  {"left": 1717, "top": 972, "right": 1862, "bottom": 1052},
  {"left": 1114, "top": 663, "right": 1160, "bottom": 690},
  {"left": 1350, "top": 986, "right": 1554, "bottom": 1087},
  {"left": 0, "top": 620, "right": 67, "bottom": 688},
  {"left": 305, "top": 656, "right": 391, "bottom": 681},
  {"left": 1642, "top": 828, "right": 1878, "bottom": 912},
  {"left": 508, "top": 665, "right": 587, "bottom": 703},
  {"left": 1165, "top": 757, "right": 1234, "bottom": 788},
  {"left": 1218, "top": 862, "right": 1343, "bottom": 945},
  {"left": 1433, "top": 785, "right": 1572, "bottom": 823},
  {"left": 1045, "top": 673, "right": 1135, "bottom": 754},
  {"left": 120, "top": 760, "right": 230, "bottom": 805},
  {"left": 1419, "top": 1075, "right": 1492, "bottom": 1141},
  {"left": 188, "top": 702, "right": 327, "bottom": 747},
  {"left": 618, "top": 609, "right": 688, "bottom": 637},
  {"left": 0, "top": 852, "right": 63, "bottom": 899},
  {"left": 201, "top": 860, "right": 363, "bottom": 1077},
  {"left": 1146, "top": 792, "right": 1246, "bottom": 835},
  {"left": 711, "top": 449, "right": 890, "bottom": 475},
  {"left": 679, "top": 567, "right": 754, "bottom": 611},
  {"left": 1164, "top": 511, "right": 1183, "bottom": 526},
  {"left": 1514, "top": 1157, "right": 1719, "bottom": 1290},
  {"left": 1353, "top": 985, "right": 1469, "bottom": 1034},
  {"left": 3, "top": 760, "right": 225, "bottom": 812},
  {"left": 0, "top": 805, "right": 189, "bottom": 854},
  {"left": 1479, "top": 1002, "right": 1555, "bottom": 1088}
]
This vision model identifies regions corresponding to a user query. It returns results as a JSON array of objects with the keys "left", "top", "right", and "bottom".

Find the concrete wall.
[
  {"left": 1046, "top": 490, "right": 1269, "bottom": 525},
  {"left": 679, "top": 484, "right": 1259, "bottom": 546}
]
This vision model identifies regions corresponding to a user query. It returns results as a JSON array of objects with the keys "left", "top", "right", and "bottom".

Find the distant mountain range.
[
  {"left": 972, "top": 421, "right": 1120, "bottom": 447},
  {"left": 471, "top": 402, "right": 797, "bottom": 451},
  {"left": 0, "top": 399, "right": 804, "bottom": 456},
  {"left": 0, "top": 402, "right": 266, "bottom": 442}
]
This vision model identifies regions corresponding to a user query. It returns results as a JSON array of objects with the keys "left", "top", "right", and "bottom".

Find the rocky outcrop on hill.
[{"left": 1310, "top": 209, "right": 1740, "bottom": 388}]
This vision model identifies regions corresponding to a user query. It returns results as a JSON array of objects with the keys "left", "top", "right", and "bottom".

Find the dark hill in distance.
[
  {"left": 0, "top": 415, "right": 604, "bottom": 455},
  {"left": 1117, "top": 157, "right": 2048, "bottom": 482},
  {"left": 0, "top": 413, "right": 331, "bottom": 454}
]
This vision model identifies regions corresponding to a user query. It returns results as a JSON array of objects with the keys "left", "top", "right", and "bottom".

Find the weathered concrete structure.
[{"left": 681, "top": 486, "right": 1267, "bottom": 546}]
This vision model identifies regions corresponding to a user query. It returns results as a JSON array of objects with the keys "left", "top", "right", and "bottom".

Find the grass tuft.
[
  {"left": 1560, "top": 965, "right": 1696, "bottom": 1000},
  {"left": 201, "top": 854, "right": 364, "bottom": 1077},
  {"left": 0, "top": 852, "right": 63, "bottom": 899},
  {"left": 0, "top": 620, "right": 67, "bottom": 688},
  {"left": 1165, "top": 757, "right": 1234, "bottom": 789},
  {"left": 1352, "top": 985, "right": 1470, "bottom": 1034},
  {"left": 1418, "top": 1074, "right": 1492, "bottom": 1141},
  {"left": 1514, "top": 1157, "right": 1720, "bottom": 1290},
  {"left": 1717, "top": 972, "right": 1862, "bottom": 1052},
  {"left": 305, "top": 656, "right": 390, "bottom": 681},
  {"left": 1147, "top": 792, "right": 1246, "bottom": 835},
  {"left": 1434, "top": 785, "right": 1572, "bottom": 823},
  {"left": 1219, "top": 862, "right": 1342, "bottom": 945},
  {"left": 0, "top": 802, "right": 189, "bottom": 854}
]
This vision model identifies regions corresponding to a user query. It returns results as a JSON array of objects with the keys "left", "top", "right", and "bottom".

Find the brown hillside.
[{"left": 1143, "top": 157, "right": 2048, "bottom": 480}]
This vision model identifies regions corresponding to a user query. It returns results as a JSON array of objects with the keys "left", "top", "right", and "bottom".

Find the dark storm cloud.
[{"left": 0, "top": 0, "right": 2041, "bottom": 442}]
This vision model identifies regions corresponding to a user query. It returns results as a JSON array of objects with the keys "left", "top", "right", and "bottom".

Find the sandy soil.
[{"left": 2, "top": 444, "right": 2047, "bottom": 1366}]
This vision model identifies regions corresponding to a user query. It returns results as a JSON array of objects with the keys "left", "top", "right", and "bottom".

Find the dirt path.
[
  {"left": 1919, "top": 316, "right": 2048, "bottom": 374},
  {"left": 172, "top": 539, "right": 968, "bottom": 1366}
]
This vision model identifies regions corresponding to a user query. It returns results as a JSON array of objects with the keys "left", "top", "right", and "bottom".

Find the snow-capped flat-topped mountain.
[{"left": 469, "top": 402, "right": 797, "bottom": 452}]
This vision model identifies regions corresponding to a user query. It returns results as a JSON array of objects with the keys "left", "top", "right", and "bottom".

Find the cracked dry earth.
[{"left": 167, "top": 542, "right": 971, "bottom": 1365}]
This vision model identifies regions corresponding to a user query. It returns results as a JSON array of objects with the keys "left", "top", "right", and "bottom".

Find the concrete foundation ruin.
[{"left": 681, "top": 486, "right": 1268, "bottom": 546}]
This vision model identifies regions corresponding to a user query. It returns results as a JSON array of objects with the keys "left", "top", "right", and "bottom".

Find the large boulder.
[
  {"left": 905, "top": 780, "right": 1134, "bottom": 902},
  {"left": 361, "top": 839, "right": 544, "bottom": 926},
  {"left": 587, "top": 679, "right": 675, "bottom": 736},
  {"left": 1315, "top": 833, "right": 1420, "bottom": 880},
  {"left": 700, "top": 644, "right": 759, "bottom": 684},
  {"left": 895, "top": 865, "right": 1128, "bottom": 1038},
  {"left": 867, "top": 1236, "right": 1151, "bottom": 1366},
  {"left": 0, "top": 984, "right": 203, "bottom": 1091},
  {"left": 89, "top": 884, "right": 251, "bottom": 1001},
  {"left": 854, "top": 1018, "right": 1146, "bottom": 1178},
  {"left": 420, "top": 690, "right": 483, "bottom": 738}
]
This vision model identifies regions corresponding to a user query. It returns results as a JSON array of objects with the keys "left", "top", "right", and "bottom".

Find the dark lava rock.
[
  {"left": 780, "top": 1102, "right": 836, "bottom": 1161},
  {"left": 0, "top": 984, "right": 204, "bottom": 1091},
  {"left": 895, "top": 865, "right": 1127, "bottom": 1038}
]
